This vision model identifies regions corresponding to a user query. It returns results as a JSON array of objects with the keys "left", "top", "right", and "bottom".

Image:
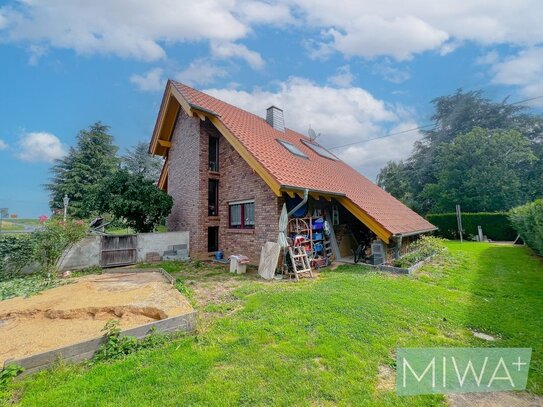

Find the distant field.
[
  {"left": 0, "top": 220, "right": 24, "bottom": 231},
  {"left": 8, "top": 218, "right": 41, "bottom": 225}
]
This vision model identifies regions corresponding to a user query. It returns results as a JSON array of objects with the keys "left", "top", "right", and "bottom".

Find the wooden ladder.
[
  {"left": 288, "top": 246, "right": 313, "bottom": 280},
  {"left": 323, "top": 238, "right": 333, "bottom": 262}
]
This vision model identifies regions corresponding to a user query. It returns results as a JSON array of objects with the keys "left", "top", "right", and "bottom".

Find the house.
[{"left": 149, "top": 80, "right": 436, "bottom": 264}]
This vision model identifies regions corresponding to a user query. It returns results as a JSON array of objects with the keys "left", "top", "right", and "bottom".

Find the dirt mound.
[{"left": 0, "top": 271, "right": 193, "bottom": 365}]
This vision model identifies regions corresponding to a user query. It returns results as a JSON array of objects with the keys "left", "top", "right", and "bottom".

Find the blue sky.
[{"left": 0, "top": 1, "right": 542, "bottom": 218}]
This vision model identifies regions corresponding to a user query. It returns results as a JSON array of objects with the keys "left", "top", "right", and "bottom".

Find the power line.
[
  {"left": 328, "top": 124, "right": 435, "bottom": 150},
  {"left": 326, "top": 94, "right": 543, "bottom": 150}
]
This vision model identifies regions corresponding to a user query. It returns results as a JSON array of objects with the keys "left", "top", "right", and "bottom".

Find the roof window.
[
  {"left": 301, "top": 140, "right": 338, "bottom": 160},
  {"left": 277, "top": 139, "right": 308, "bottom": 159}
]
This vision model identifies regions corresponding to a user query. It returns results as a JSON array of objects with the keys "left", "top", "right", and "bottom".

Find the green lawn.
[{"left": 5, "top": 242, "right": 543, "bottom": 406}]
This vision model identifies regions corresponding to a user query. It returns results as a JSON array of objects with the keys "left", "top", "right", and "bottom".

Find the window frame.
[
  {"left": 207, "top": 226, "right": 219, "bottom": 252},
  {"left": 301, "top": 140, "right": 339, "bottom": 160},
  {"left": 228, "top": 200, "right": 255, "bottom": 229},
  {"left": 209, "top": 135, "right": 219, "bottom": 172},
  {"left": 208, "top": 179, "right": 219, "bottom": 216},
  {"left": 277, "top": 139, "right": 308, "bottom": 159}
]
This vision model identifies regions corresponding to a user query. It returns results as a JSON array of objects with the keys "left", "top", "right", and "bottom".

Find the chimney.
[{"left": 266, "top": 106, "right": 285, "bottom": 132}]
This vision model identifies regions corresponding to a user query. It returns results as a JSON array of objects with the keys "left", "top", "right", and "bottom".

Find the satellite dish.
[{"left": 308, "top": 126, "right": 320, "bottom": 141}]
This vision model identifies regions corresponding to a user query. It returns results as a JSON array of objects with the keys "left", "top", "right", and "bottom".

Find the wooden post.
[{"left": 456, "top": 204, "right": 463, "bottom": 243}]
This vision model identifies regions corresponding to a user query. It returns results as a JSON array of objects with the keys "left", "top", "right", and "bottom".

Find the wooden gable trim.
[
  {"left": 337, "top": 197, "right": 392, "bottom": 243},
  {"left": 157, "top": 160, "right": 169, "bottom": 191},
  {"left": 205, "top": 114, "right": 282, "bottom": 197},
  {"left": 151, "top": 82, "right": 283, "bottom": 197}
]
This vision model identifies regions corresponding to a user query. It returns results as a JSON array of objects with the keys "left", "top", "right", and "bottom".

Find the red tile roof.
[{"left": 172, "top": 81, "right": 435, "bottom": 236}]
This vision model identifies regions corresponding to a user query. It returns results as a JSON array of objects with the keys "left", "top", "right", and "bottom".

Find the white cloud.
[
  {"left": 327, "top": 16, "right": 448, "bottom": 60},
  {"left": 205, "top": 77, "right": 419, "bottom": 178},
  {"left": 0, "top": 0, "right": 249, "bottom": 61},
  {"left": 0, "top": 10, "right": 8, "bottom": 29},
  {"left": 490, "top": 47, "right": 543, "bottom": 106},
  {"left": 0, "top": 139, "right": 7, "bottom": 150},
  {"left": 371, "top": 59, "right": 410, "bottom": 83},
  {"left": 339, "top": 121, "right": 423, "bottom": 180},
  {"left": 3, "top": 1, "right": 541, "bottom": 65},
  {"left": 175, "top": 59, "right": 227, "bottom": 86},
  {"left": 293, "top": 0, "right": 543, "bottom": 60},
  {"left": 238, "top": 1, "right": 293, "bottom": 25},
  {"left": 210, "top": 41, "right": 265, "bottom": 69},
  {"left": 130, "top": 68, "right": 164, "bottom": 92},
  {"left": 27, "top": 44, "right": 47, "bottom": 65},
  {"left": 475, "top": 50, "right": 499, "bottom": 65},
  {"left": 327, "top": 65, "right": 355, "bottom": 87},
  {"left": 17, "top": 132, "right": 67, "bottom": 163}
]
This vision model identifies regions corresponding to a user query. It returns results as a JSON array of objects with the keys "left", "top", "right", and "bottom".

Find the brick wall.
[
  {"left": 166, "top": 110, "right": 205, "bottom": 253},
  {"left": 168, "top": 112, "right": 282, "bottom": 263}
]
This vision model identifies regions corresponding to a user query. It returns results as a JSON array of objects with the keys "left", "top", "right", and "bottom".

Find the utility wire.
[{"left": 327, "top": 94, "right": 543, "bottom": 150}]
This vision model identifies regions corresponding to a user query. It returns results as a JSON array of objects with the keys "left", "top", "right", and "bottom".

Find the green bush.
[
  {"left": 426, "top": 212, "right": 516, "bottom": 241},
  {"left": 0, "top": 235, "right": 35, "bottom": 281},
  {"left": 93, "top": 320, "right": 170, "bottom": 362},
  {"left": 393, "top": 236, "right": 448, "bottom": 268},
  {"left": 33, "top": 219, "right": 87, "bottom": 277},
  {"left": 509, "top": 199, "right": 543, "bottom": 255}
]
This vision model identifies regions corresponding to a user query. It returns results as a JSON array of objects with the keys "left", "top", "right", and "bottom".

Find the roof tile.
[{"left": 172, "top": 81, "right": 435, "bottom": 236}]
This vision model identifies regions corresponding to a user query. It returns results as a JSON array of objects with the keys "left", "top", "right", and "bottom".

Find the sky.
[{"left": 0, "top": 1, "right": 542, "bottom": 218}]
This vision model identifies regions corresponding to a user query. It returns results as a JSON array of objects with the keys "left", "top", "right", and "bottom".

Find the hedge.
[
  {"left": 509, "top": 199, "right": 543, "bottom": 255},
  {"left": 426, "top": 212, "right": 517, "bottom": 241}
]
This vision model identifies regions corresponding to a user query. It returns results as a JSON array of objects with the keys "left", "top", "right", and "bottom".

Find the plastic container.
[
  {"left": 215, "top": 250, "right": 223, "bottom": 260},
  {"left": 229, "top": 255, "right": 249, "bottom": 274},
  {"left": 312, "top": 218, "right": 324, "bottom": 230},
  {"left": 313, "top": 232, "right": 323, "bottom": 241}
]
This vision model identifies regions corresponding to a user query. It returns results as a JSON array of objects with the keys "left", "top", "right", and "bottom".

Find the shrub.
[
  {"left": 93, "top": 320, "right": 169, "bottom": 362},
  {"left": 393, "top": 236, "right": 448, "bottom": 268},
  {"left": 0, "top": 235, "right": 35, "bottom": 281},
  {"left": 0, "top": 364, "right": 24, "bottom": 388},
  {"left": 426, "top": 212, "right": 516, "bottom": 241},
  {"left": 509, "top": 199, "right": 543, "bottom": 255},
  {"left": 32, "top": 219, "right": 87, "bottom": 277}
]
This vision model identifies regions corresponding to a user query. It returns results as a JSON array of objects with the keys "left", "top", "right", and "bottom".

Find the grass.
[{"left": 4, "top": 242, "right": 543, "bottom": 406}]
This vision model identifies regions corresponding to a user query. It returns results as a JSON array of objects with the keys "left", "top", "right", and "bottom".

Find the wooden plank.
[{"left": 158, "top": 139, "right": 172, "bottom": 148}]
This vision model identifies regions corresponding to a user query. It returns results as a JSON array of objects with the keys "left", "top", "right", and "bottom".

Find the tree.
[
  {"left": 377, "top": 89, "right": 543, "bottom": 213},
  {"left": 376, "top": 161, "right": 413, "bottom": 206},
  {"left": 47, "top": 122, "right": 119, "bottom": 218},
  {"left": 121, "top": 142, "right": 163, "bottom": 183},
  {"left": 422, "top": 128, "right": 536, "bottom": 212},
  {"left": 86, "top": 170, "right": 173, "bottom": 233}
]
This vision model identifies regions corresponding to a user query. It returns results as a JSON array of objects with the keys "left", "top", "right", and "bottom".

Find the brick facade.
[{"left": 167, "top": 110, "right": 282, "bottom": 263}]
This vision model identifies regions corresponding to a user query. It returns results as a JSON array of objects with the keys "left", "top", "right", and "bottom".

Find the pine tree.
[
  {"left": 121, "top": 142, "right": 163, "bottom": 182},
  {"left": 46, "top": 122, "right": 119, "bottom": 218}
]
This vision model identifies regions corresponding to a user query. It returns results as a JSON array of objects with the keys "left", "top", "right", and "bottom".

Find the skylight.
[
  {"left": 301, "top": 140, "right": 338, "bottom": 160},
  {"left": 277, "top": 139, "right": 308, "bottom": 158}
]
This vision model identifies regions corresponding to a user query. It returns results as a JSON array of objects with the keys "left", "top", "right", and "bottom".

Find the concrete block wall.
[{"left": 58, "top": 232, "right": 190, "bottom": 271}]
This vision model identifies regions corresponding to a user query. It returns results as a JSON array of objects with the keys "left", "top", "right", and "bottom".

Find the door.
[{"left": 100, "top": 235, "right": 137, "bottom": 267}]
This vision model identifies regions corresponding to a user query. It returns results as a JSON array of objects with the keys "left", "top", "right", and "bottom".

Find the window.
[
  {"left": 209, "top": 136, "right": 219, "bottom": 171},
  {"left": 277, "top": 139, "right": 308, "bottom": 158},
  {"left": 229, "top": 200, "right": 255, "bottom": 229},
  {"left": 301, "top": 140, "right": 338, "bottom": 160},
  {"left": 208, "top": 179, "right": 219, "bottom": 216},
  {"left": 208, "top": 226, "right": 219, "bottom": 252}
]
